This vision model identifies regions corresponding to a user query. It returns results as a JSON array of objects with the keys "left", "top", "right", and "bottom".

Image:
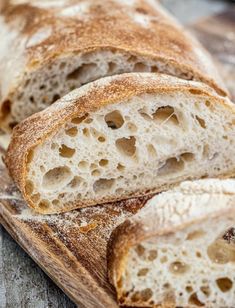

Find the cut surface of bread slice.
[
  {"left": 5, "top": 73, "right": 235, "bottom": 214},
  {"left": 0, "top": 0, "right": 227, "bottom": 131},
  {"left": 108, "top": 179, "right": 235, "bottom": 307}
]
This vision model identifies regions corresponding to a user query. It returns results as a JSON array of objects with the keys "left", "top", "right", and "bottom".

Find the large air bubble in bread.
[
  {"left": 108, "top": 179, "right": 235, "bottom": 307},
  {"left": 5, "top": 73, "right": 235, "bottom": 214}
]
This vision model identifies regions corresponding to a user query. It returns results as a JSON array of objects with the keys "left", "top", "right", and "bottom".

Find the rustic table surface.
[{"left": 0, "top": 0, "right": 233, "bottom": 307}]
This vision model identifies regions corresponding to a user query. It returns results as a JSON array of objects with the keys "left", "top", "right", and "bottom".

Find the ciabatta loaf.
[
  {"left": 0, "top": 0, "right": 227, "bottom": 131},
  {"left": 108, "top": 179, "right": 235, "bottom": 307},
  {"left": 5, "top": 73, "right": 235, "bottom": 214}
]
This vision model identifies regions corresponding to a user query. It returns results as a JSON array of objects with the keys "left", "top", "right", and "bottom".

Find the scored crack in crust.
[
  {"left": 5, "top": 73, "right": 235, "bottom": 214},
  {"left": 107, "top": 179, "right": 235, "bottom": 307},
  {"left": 0, "top": 0, "right": 228, "bottom": 131}
]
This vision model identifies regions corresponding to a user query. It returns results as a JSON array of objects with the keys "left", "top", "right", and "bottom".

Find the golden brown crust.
[
  {"left": 5, "top": 73, "right": 235, "bottom": 215},
  {"left": 0, "top": 0, "right": 228, "bottom": 121}
]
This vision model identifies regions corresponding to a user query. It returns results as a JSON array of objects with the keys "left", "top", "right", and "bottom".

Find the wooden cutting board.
[{"left": 1, "top": 9, "right": 235, "bottom": 308}]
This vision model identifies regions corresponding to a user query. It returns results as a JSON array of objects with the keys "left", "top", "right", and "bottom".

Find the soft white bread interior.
[
  {"left": 108, "top": 179, "right": 235, "bottom": 307},
  {"left": 0, "top": 0, "right": 227, "bottom": 131},
  {"left": 5, "top": 73, "right": 235, "bottom": 214}
]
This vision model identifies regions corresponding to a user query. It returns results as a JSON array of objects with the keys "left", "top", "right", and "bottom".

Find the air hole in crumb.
[
  {"left": 207, "top": 239, "right": 235, "bottom": 264},
  {"left": 203, "top": 144, "right": 209, "bottom": 158},
  {"left": 158, "top": 157, "right": 184, "bottom": 176},
  {"left": 133, "top": 62, "right": 148, "bottom": 72},
  {"left": 98, "top": 136, "right": 106, "bottom": 142},
  {"left": 25, "top": 180, "right": 34, "bottom": 195},
  {"left": 1, "top": 100, "right": 11, "bottom": 118},
  {"left": 29, "top": 96, "right": 34, "bottom": 103},
  {"left": 59, "top": 144, "right": 75, "bottom": 158},
  {"left": 105, "top": 110, "right": 124, "bottom": 129},
  {"left": 186, "top": 286, "right": 193, "bottom": 293},
  {"left": 83, "top": 128, "right": 90, "bottom": 137},
  {"left": 93, "top": 178, "right": 115, "bottom": 193},
  {"left": 148, "top": 250, "right": 158, "bottom": 261},
  {"left": 189, "top": 89, "right": 203, "bottom": 95},
  {"left": 180, "top": 152, "right": 194, "bottom": 162},
  {"left": 26, "top": 150, "right": 34, "bottom": 163},
  {"left": 68, "top": 176, "right": 83, "bottom": 188},
  {"left": 186, "top": 230, "right": 205, "bottom": 240},
  {"left": 128, "top": 55, "right": 137, "bottom": 62},
  {"left": 131, "top": 292, "right": 141, "bottom": 303},
  {"left": 43, "top": 166, "right": 72, "bottom": 190},
  {"left": 99, "top": 159, "right": 108, "bottom": 167},
  {"left": 196, "top": 252, "right": 202, "bottom": 258},
  {"left": 140, "top": 288, "right": 153, "bottom": 301},
  {"left": 52, "top": 199, "right": 60, "bottom": 206},
  {"left": 67, "top": 63, "right": 96, "bottom": 80},
  {"left": 78, "top": 160, "right": 89, "bottom": 170},
  {"left": 188, "top": 293, "right": 204, "bottom": 306},
  {"left": 216, "top": 278, "right": 233, "bottom": 292},
  {"left": 195, "top": 115, "right": 206, "bottom": 128},
  {"left": 71, "top": 114, "right": 87, "bottom": 124},
  {"left": 65, "top": 127, "right": 78, "bottom": 137},
  {"left": 59, "top": 193, "right": 65, "bottom": 199},
  {"left": 147, "top": 144, "right": 157, "bottom": 158},
  {"left": 200, "top": 286, "right": 210, "bottom": 297},
  {"left": 116, "top": 188, "right": 124, "bottom": 194},
  {"left": 169, "top": 261, "right": 189, "bottom": 275},
  {"left": 108, "top": 62, "right": 117, "bottom": 72},
  {"left": 153, "top": 106, "right": 179, "bottom": 125},
  {"left": 40, "top": 166, "right": 45, "bottom": 173},
  {"left": 151, "top": 66, "right": 158, "bottom": 72},
  {"left": 137, "top": 268, "right": 149, "bottom": 276},
  {"left": 117, "top": 163, "right": 125, "bottom": 171},
  {"left": 92, "top": 169, "right": 101, "bottom": 177},
  {"left": 135, "top": 244, "right": 145, "bottom": 257},
  {"left": 116, "top": 136, "right": 136, "bottom": 157},
  {"left": 53, "top": 94, "right": 60, "bottom": 102},
  {"left": 38, "top": 200, "right": 50, "bottom": 210},
  {"left": 138, "top": 109, "right": 152, "bottom": 121}
]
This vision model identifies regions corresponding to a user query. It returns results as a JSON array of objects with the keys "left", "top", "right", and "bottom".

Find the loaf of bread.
[
  {"left": 108, "top": 179, "right": 235, "bottom": 307},
  {"left": 0, "top": 0, "right": 227, "bottom": 131},
  {"left": 5, "top": 73, "right": 235, "bottom": 214}
]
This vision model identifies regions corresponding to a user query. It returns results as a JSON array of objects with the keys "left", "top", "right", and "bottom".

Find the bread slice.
[
  {"left": 0, "top": 0, "right": 227, "bottom": 131},
  {"left": 108, "top": 179, "right": 235, "bottom": 307},
  {"left": 5, "top": 73, "right": 235, "bottom": 214}
]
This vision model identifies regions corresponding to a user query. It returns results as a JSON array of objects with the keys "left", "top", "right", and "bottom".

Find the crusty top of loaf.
[
  {"left": 0, "top": 0, "right": 227, "bottom": 100},
  {"left": 5, "top": 73, "right": 235, "bottom": 213},
  {"left": 107, "top": 178, "right": 235, "bottom": 286}
]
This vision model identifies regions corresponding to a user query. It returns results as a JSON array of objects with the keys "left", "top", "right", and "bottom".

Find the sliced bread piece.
[
  {"left": 5, "top": 73, "right": 235, "bottom": 214},
  {"left": 0, "top": 0, "right": 227, "bottom": 131},
  {"left": 108, "top": 179, "right": 235, "bottom": 307}
]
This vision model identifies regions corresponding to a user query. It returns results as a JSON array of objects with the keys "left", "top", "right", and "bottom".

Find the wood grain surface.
[{"left": 1, "top": 3, "right": 235, "bottom": 308}]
